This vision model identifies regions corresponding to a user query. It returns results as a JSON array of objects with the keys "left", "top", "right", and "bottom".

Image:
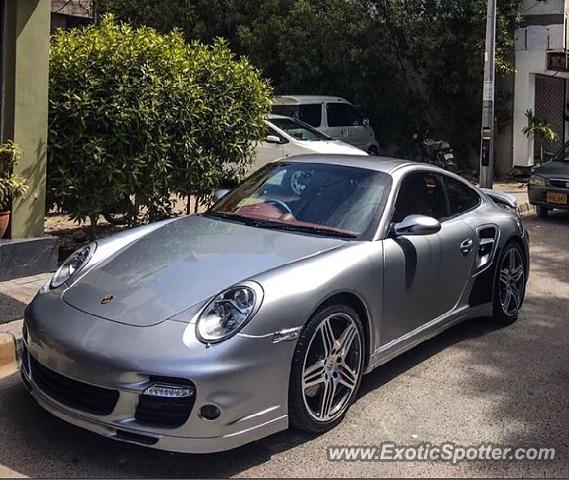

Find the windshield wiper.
[
  {"left": 204, "top": 212, "right": 357, "bottom": 239},
  {"left": 258, "top": 222, "right": 358, "bottom": 239},
  {"left": 202, "top": 211, "right": 265, "bottom": 227}
]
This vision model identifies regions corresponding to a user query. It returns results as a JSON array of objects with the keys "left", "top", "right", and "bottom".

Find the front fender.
[{"left": 241, "top": 242, "right": 383, "bottom": 353}]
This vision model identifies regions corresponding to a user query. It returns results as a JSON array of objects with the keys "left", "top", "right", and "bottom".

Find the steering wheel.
[{"left": 264, "top": 198, "right": 293, "bottom": 214}]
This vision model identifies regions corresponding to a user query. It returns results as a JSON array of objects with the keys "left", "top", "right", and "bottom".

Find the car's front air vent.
[
  {"left": 135, "top": 376, "right": 196, "bottom": 427},
  {"left": 115, "top": 429, "right": 159, "bottom": 446},
  {"left": 30, "top": 355, "right": 119, "bottom": 416}
]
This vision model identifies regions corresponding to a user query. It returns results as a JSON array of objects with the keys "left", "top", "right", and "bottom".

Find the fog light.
[
  {"left": 143, "top": 384, "right": 194, "bottom": 398},
  {"left": 200, "top": 404, "right": 221, "bottom": 420}
]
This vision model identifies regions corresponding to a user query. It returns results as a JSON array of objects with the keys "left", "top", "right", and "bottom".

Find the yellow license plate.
[{"left": 547, "top": 192, "right": 568, "bottom": 204}]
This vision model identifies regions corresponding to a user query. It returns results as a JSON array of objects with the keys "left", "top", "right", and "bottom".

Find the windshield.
[
  {"left": 208, "top": 162, "right": 391, "bottom": 239},
  {"left": 270, "top": 117, "right": 332, "bottom": 142},
  {"left": 553, "top": 142, "right": 569, "bottom": 162}
]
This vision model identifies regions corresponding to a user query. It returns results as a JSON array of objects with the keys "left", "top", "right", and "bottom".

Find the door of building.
[{"left": 534, "top": 74, "right": 565, "bottom": 160}]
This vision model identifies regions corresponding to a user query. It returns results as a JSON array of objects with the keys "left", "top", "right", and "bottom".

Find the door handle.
[{"left": 460, "top": 238, "right": 474, "bottom": 255}]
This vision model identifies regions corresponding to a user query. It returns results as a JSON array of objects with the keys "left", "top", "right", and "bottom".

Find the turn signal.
[{"left": 143, "top": 384, "right": 194, "bottom": 398}]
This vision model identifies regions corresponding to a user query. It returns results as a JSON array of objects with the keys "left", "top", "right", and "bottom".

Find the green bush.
[{"left": 48, "top": 15, "right": 272, "bottom": 236}]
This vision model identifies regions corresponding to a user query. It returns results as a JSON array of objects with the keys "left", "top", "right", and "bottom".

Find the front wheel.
[
  {"left": 289, "top": 304, "right": 365, "bottom": 433},
  {"left": 493, "top": 242, "right": 526, "bottom": 325}
]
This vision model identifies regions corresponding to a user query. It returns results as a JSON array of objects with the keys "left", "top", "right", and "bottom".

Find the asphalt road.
[{"left": 1, "top": 212, "right": 568, "bottom": 478}]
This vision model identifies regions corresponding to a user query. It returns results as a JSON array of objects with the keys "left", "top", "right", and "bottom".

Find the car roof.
[
  {"left": 281, "top": 154, "right": 416, "bottom": 174},
  {"left": 267, "top": 114, "right": 293, "bottom": 120},
  {"left": 273, "top": 95, "right": 351, "bottom": 105}
]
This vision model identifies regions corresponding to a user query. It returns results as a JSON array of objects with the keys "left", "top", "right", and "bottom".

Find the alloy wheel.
[
  {"left": 301, "top": 313, "right": 363, "bottom": 422},
  {"left": 499, "top": 248, "right": 525, "bottom": 317}
]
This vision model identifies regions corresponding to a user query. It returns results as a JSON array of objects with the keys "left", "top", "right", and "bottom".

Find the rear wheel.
[
  {"left": 289, "top": 304, "right": 364, "bottom": 433},
  {"left": 536, "top": 206, "right": 549, "bottom": 218},
  {"left": 493, "top": 242, "right": 526, "bottom": 325}
]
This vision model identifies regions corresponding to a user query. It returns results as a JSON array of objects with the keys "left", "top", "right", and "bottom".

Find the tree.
[
  {"left": 48, "top": 15, "right": 272, "bottom": 238},
  {"left": 96, "top": 0, "right": 524, "bottom": 165}
]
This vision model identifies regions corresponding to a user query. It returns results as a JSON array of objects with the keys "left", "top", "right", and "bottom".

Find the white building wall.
[
  {"left": 513, "top": 16, "right": 569, "bottom": 167},
  {"left": 521, "top": 0, "right": 566, "bottom": 16}
]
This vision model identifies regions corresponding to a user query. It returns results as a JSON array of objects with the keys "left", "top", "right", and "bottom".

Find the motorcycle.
[{"left": 411, "top": 131, "right": 459, "bottom": 173}]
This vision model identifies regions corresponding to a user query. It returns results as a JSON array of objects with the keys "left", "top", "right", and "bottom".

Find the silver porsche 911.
[{"left": 22, "top": 155, "right": 529, "bottom": 453}]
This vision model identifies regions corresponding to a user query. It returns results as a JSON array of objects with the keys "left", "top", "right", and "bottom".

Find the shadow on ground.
[{"left": 0, "top": 293, "right": 26, "bottom": 324}]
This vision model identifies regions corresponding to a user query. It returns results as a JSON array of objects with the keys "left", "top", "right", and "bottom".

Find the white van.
[
  {"left": 251, "top": 115, "right": 366, "bottom": 173},
  {"left": 272, "top": 96, "right": 380, "bottom": 155}
]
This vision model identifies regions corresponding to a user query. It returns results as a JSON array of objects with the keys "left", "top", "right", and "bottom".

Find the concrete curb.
[
  {"left": 0, "top": 332, "right": 18, "bottom": 376},
  {"left": 0, "top": 319, "right": 23, "bottom": 378},
  {"left": 517, "top": 202, "right": 535, "bottom": 216}
]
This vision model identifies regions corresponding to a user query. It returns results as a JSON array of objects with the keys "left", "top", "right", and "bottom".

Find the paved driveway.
[{"left": 0, "top": 212, "right": 567, "bottom": 478}]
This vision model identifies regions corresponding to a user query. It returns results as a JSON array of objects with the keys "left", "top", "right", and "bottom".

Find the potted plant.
[{"left": 0, "top": 141, "right": 28, "bottom": 239}]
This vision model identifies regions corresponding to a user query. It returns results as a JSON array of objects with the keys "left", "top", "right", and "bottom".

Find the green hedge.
[{"left": 48, "top": 15, "right": 272, "bottom": 236}]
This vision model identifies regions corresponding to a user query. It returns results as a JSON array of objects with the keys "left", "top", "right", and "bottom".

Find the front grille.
[
  {"left": 135, "top": 395, "right": 194, "bottom": 426},
  {"left": 549, "top": 179, "right": 569, "bottom": 189},
  {"left": 135, "top": 377, "right": 195, "bottom": 427},
  {"left": 30, "top": 356, "right": 119, "bottom": 416}
]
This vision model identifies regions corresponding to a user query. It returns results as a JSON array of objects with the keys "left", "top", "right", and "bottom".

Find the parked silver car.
[{"left": 22, "top": 155, "right": 529, "bottom": 453}]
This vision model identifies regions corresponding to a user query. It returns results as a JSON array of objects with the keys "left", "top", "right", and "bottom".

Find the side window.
[
  {"left": 298, "top": 104, "right": 322, "bottom": 127},
  {"left": 271, "top": 105, "right": 298, "bottom": 118},
  {"left": 327, "top": 103, "right": 364, "bottom": 127},
  {"left": 392, "top": 172, "right": 448, "bottom": 223},
  {"left": 442, "top": 176, "right": 481, "bottom": 217}
]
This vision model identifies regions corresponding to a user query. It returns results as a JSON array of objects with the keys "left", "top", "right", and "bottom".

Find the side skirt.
[{"left": 365, "top": 303, "right": 492, "bottom": 374}]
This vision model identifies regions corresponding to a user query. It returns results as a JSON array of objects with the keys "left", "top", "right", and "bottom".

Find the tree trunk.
[
  {"left": 185, "top": 195, "right": 192, "bottom": 215},
  {"left": 88, "top": 214, "right": 98, "bottom": 241}
]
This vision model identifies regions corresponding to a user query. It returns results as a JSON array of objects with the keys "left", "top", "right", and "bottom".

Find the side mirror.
[
  {"left": 266, "top": 135, "right": 282, "bottom": 144},
  {"left": 213, "top": 189, "right": 230, "bottom": 202},
  {"left": 393, "top": 215, "right": 441, "bottom": 237}
]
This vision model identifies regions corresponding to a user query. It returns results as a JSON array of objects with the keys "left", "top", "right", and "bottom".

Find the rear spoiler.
[{"left": 481, "top": 188, "right": 517, "bottom": 210}]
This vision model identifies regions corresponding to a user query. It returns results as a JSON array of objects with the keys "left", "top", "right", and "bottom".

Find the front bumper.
[
  {"left": 22, "top": 291, "right": 294, "bottom": 453},
  {"left": 528, "top": 184, "right": 569, "bottom": 210}
]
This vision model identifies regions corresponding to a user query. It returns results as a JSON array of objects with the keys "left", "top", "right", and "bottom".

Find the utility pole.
[{"left": 480, "top": 0, "right": 497, "bottom": 189}]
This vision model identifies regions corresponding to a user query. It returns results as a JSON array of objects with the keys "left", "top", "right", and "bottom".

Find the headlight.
[
  {"left": 529, "top": 175, "right": 547, "bottom": 186},
  {"left": 196, "top": 285, "right": 261, "bottom": 343},
  {"left": 50, "top": 243, "right": 96, "bottom": 289}
]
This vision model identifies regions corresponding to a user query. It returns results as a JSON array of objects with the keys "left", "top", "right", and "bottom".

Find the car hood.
[
  {"left": 298, "top": 140, "right": 367, "bottom": 156},
  {"left": 62, "top": 215, "right": 345, "bottom": 326},
  {"left": 535, "top": 160, "right": 569, "bottom": 178}
]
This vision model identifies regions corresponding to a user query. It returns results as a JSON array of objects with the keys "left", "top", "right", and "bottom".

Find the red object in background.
[
  {"left": 238, "top": 203, "right": 283, "bottom": 220},
  {"left": 0, "top": 211, "right": 10, "bottom": 239},
  {"left": 236, "top": 203, "right": 356, "bottom": 236}
]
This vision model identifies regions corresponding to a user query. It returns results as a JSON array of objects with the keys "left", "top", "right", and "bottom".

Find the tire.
[
  {"left": 536, "top": 206, "right": 549, "bottom": 218},
  {"left": 289, "top": 304, "right": 365, "bottom": 433},
  {"left": 493, "top": 241, "right": 527, "bottom": 325}
]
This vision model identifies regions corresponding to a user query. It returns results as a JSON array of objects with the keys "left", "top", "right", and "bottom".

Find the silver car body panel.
[{"left": 23, "top": 154, "right": 529, "bottom": 453}]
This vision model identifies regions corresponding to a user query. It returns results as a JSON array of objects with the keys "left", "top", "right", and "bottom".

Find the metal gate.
[{"left": 533, "top": 74, "right": 565, "bottom": 159}]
